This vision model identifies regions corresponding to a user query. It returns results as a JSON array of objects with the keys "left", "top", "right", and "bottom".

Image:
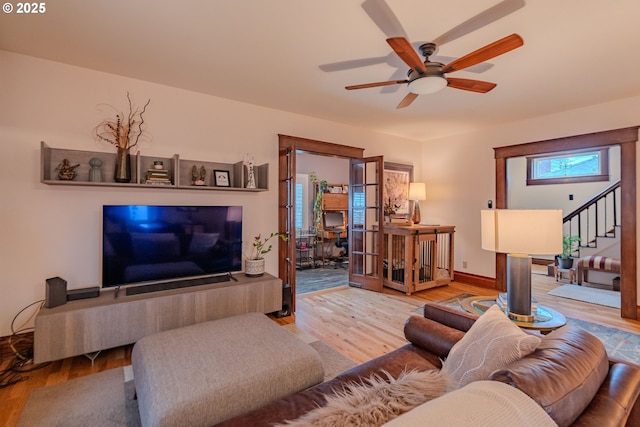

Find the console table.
[
  {"left": 382, "top": 224, "right": 455, "bottom": 295},
  {"left": 34, "top": 274, "right": 282, "bottom": 363}
]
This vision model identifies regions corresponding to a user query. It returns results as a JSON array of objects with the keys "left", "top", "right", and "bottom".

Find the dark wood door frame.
[
  {"left": 277, "top": 134, "right": 364, "bottom": 313},
  {"left": 494, "top": 126, "right": 638, "bottom": 319}
]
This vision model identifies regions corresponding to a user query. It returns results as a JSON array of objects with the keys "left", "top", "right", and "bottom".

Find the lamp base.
[
  {"left": 506, "top": 254, "right": 534, "bottom": 322},
  {"left": 412, "top": 202, "right": 421, "bottom": 225},
  {"left": 508, "top": 312, "right": 535, "bottom": 322}
]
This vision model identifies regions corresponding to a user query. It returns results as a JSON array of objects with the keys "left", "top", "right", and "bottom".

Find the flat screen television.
[{"left": 102, "top": 205, "right": 242, "bottom": 288}]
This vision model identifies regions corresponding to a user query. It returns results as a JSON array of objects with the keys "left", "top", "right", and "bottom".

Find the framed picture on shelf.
[
  {"left": 383, "top": 162, "right": 413, "bottom": 215},
  {"left": 213, "top": 170, "right": 230, "bottom": 187}
]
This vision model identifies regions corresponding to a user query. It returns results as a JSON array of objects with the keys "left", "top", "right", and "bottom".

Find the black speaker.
[
  {"left": 275, "top": 283, "right": 292, "bottom": 318},
  {"left": 45, "top": 276, "right": 67, "bottom": 308}
]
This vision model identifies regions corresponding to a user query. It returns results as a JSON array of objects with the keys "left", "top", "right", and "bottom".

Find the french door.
[{"left": 348, "top": 156, "right": 384, "bottom": 292}]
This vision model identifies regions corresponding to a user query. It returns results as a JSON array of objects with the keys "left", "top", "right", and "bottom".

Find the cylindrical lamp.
[
  {"left": 481, "top": 209, "right": 562, "bottom": 321},
  {"left": 408, "top": 182, "right": 426, "bottom": 225}
]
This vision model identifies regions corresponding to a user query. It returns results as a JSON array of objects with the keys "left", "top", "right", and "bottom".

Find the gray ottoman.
[{"left": 131, "top": 312, "right": 324, "bottom": 427}]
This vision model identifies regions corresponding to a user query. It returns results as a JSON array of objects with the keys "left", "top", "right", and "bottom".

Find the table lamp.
[
  {"left": 481, "top": 209, "right": 562, "bottom": 321},
  {"left": 408, "top": 182, "right": 426, "bottom": 224}
]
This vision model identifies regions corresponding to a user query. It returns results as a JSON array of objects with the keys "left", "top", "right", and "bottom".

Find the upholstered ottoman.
[{"left": 131, "top": 312, "right": 324, "bottom": 427}]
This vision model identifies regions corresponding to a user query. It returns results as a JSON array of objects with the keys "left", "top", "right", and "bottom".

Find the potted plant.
[
  {"left": 310, "top": 173, "right": 327, "bottom": 232},
  {"left": 245, "top": 232, "right": 288, "bottom": 276},
  {"left": 557, "top": 234, "right": 581, "bottom": 269}
]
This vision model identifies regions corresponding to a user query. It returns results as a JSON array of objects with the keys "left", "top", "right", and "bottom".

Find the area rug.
[
  {"left": 431, "top": 293, "right": 640, "bottom": 364},
  {"left": 548, "top": 284, "right": 620, "bottom": 309},
  {"left": 17, "top": 337, "right": 356, "bottom": 427},
  {"left": 564, "top": 318, "right": 640, "bottom": 364}
]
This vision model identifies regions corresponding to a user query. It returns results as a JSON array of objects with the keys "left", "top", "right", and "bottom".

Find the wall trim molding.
[{"left": 453, "top": 271, "right": 495, "bottom": 289}]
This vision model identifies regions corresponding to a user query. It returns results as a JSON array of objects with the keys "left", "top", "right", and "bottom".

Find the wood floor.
[{"left": 2, "top": 267, "right": 639, "bottom": 426}]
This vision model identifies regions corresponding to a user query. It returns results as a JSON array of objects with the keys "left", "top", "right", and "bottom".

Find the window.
[
  {"left": 526, "top": 148, "right": 609, "bottom": 185},
  {"left": 295, "top": 174, "right": 309, "bottom": 231}
]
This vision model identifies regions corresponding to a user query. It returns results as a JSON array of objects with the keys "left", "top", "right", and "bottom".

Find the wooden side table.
[{"left": 460, "top": 296, "right": 567, "bottom": 334}]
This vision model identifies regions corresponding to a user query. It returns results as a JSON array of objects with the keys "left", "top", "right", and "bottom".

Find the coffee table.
[{"left": 460, "top": 296, "right": 566, "bottom": 334}]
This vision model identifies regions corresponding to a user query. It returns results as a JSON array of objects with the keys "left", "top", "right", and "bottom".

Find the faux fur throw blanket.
[{"left": 275, "top": 369, "right": 451, "bottom": 427}]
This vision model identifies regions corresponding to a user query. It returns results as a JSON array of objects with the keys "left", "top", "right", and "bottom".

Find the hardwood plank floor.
[{"left": 2, "top": 268, "right": 640, "bottom": 426}]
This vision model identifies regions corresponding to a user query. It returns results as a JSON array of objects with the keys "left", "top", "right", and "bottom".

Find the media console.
[{"left": 34, "top": 273, "right": 282, "bottom": 363}]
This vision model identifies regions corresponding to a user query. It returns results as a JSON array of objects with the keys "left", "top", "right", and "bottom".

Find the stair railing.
[{"left": 563, "top": 180, "right": 620, "bottom": 254}]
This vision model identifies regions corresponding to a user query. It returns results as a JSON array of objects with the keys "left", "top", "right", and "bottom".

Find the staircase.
[{"left": 563, "top": 180, "right": 621, "bottom": 286}]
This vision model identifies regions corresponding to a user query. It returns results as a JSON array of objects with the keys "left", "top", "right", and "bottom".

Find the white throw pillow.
[
  {"left": 381, "top": 381, "right": 558, "bottom": 427},
  {"left": 441, "top": 304, "right": 541, "bottom": 389}
]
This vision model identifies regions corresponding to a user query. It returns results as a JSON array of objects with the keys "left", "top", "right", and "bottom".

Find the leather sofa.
[{"left": 214, "top": 302, "right": 640, "bottom": 427}]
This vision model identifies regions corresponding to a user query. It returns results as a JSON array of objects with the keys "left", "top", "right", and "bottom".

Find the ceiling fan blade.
[
  {"left": 432, "top": 0, "right": 525, "bottom": 47},
  {"left": 447, "top": 77, "right": 497, "bottom": 93},
  {"left": 396, "top": 92, "right": 419, "bottom": 109},
  {"left": 361, "top": 0, "right": 409, "bottom": 38},
  {"left": 442, "top": 33, "right": 523, "bottom": 73},
  {"left": 319, "top": 56, "right": 388, "bottom": 72},
  {"left": 387, "top": 37, "right": 426, "bottom": 73},
  {"left": 345, "top": 79, "right": 407, "bottom": 90},
  {"left": 381, "top": 68, "right": 409, "bottom": 93},
  {"left": 432, "top": 55, "right": 494, "bottom": 73}
]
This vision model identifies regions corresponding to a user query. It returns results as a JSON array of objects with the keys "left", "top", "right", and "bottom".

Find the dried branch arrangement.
[{"left": 94, "top": 92, "right": 151, "bottom": 150}]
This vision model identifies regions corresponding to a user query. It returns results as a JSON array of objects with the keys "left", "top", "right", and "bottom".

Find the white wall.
[
  {"left": 419, "top": 95, "right": 640, "bottom": 298},
  {"left": 0, "top": 51, "right": 422, "bottom": 336}
]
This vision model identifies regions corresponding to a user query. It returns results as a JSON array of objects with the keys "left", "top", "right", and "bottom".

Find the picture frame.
[
  {"left": 383, "top": 162, "right": 413, "bottom": 215},
  {"left": 213, "top": 170, "right": 230, "bottom": 187}
]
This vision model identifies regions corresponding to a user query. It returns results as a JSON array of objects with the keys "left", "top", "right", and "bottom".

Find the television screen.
[{"left": 102, "top": 205, "right": 242, "bottom": 287}]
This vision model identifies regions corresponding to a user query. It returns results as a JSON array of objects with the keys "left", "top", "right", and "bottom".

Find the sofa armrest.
[
  {"left": 404, "top": 315, "right": 465, "bottom": 359},
  {"left": 571, "top": 362, "right": 640, "bottom": 427},
  {"left": 423, "top": 301, "right": 479, "bottom": 332}
]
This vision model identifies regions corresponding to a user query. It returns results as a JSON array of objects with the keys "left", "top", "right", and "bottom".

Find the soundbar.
[
  {"left": 67, "top": 286, "right": 100, "bottom": 301},
  {"left": 125, "top": 274, "right": 231, "bottom": 296}
]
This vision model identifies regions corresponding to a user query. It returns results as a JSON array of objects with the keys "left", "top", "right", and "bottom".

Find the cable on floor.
[{"left": 0, "top": 300, "right": 50, "bottom": 388}]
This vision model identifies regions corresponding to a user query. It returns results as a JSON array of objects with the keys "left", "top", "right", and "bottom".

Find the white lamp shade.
[
  {"left": 408, "top": 182, "right": 427, "bottom": 200},
  {"left": 408, "top": 76, "right": 448, "bottom": 95},
  {"left": 481, "top": 209, "right": 563, "bottom": 255}
]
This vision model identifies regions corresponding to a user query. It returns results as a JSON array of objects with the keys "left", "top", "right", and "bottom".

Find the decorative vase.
[
  {"left": 245, "top": 258, "right": 265, "bottom": 277},
  {"left": 114, "top": 147, "right": 131, "bottom": 183},
  {"left": 89, "top": 157, "right": 103, "bottom": 182}
]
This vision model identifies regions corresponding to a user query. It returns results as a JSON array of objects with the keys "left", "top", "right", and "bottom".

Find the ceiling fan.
[
  {"left": 338, "top": 0, "right": 525, "bottom": 108},
  {"left": 346, "top": 33, "right": 523, "bottom": 108}
]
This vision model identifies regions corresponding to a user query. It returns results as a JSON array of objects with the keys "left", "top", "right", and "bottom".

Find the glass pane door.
[{"left": 349, "top": 156, "right": 384, "bottom": 292}]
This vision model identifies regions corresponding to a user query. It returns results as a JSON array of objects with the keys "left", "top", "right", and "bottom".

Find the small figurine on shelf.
[
  {"left": 245, "top": 153, "right": 256, "bottom": 189},
  {"left": 192, "top": 165, "right": 207, "bottom": 186},
  {"left": 55, "top": 159, "right": 80, "bottom": 180}
]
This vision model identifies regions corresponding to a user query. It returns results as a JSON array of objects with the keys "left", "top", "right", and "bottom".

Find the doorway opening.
[
  {"left": 507, "top": 146, "right": 622, "bottom": 311},
  {"left": 494, "top": 126, "right": 637, "bottom": 319},
  {"left": 295, "top": 152, "right": 350, "bottom": 295},
  {"left": 278, "top": 134, "right": 364, "bottom": 313}
]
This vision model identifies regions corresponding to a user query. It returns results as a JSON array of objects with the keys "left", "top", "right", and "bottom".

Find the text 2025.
[{"left": 16, "top": 2, "right": 46, "bottom": 13}]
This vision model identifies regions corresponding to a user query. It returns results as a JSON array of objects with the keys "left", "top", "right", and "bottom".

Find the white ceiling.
[{"left": 2, "top": 0, "right": 640, "bottom": 142}]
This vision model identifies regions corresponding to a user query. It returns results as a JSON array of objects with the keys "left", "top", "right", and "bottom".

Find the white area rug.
[{"left": 548, "top": 284, "right": 620, "bottom": 308}]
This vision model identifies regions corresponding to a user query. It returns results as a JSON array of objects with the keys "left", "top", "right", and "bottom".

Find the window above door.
[{"left": 526, "top": 148, "right": 609, "bottom": 185}]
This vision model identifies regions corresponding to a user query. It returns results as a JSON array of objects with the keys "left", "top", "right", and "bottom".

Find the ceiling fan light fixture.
[{"left": 408, "top": 75, "right": 448, "bottom": 95}]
